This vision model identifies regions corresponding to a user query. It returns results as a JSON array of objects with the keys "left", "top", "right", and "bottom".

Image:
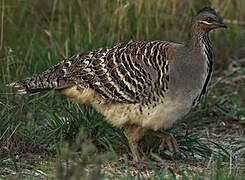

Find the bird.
[{"left": 8, "top": 7, "right": 226, "bottom": 164}]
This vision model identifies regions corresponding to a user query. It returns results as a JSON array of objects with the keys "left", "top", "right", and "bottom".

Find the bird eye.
[{"left": 206, "top": 17, "right": 213, "bottom": 22}]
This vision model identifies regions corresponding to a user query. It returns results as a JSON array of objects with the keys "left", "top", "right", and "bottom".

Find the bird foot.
[
  {"left": 153, "top": 131, "right": 179, "bottom": 154},
  {"left": 123, "top": 124, "right": 146, "bottom": 169},
  {"left": 129, "top": 142, "right": 141, "bottom": 162}
]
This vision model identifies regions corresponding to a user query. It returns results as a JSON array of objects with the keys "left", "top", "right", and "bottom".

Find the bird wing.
[
  {"left": 8, "top": 41, "right": 173, "bottom": 105},
  {"left": 64, "top": 40, "right": 173, "bottom": 104}
]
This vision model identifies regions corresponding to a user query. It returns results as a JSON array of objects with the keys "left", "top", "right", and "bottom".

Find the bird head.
[{"left": 192, "top": 7, "right": 227, "bottom": 32}]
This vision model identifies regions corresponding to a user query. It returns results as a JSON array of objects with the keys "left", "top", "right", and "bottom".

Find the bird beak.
[{"left": 216, "top": 22, "right": 227, "bottom": 28}]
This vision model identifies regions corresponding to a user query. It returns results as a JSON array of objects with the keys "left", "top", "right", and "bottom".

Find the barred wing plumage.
[
  {"left": 62, "top": 41, "right": 172, "bottom": 105},
  {"left": 10, "top": 41, "right": 173, "bottom": 105}
]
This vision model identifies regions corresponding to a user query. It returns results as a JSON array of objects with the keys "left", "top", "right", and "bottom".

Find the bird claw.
[
  {"left": 158, "top": 142, "right": 165, "bottom": 154},
  {"left": 132, "top": 158, "right": 144, "bottom": 169},
  {"left": 154, "top": 132, "right": 179, "bottom": 154}
]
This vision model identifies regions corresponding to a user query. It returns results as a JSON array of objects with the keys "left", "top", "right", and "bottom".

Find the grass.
[{"left": 1, "top": 0, "right": 245, "bottom": 179}]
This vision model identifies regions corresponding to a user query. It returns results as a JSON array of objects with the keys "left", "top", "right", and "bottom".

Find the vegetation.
[{"left": 0, "top": 0, "right": 244, "bottom": 179}]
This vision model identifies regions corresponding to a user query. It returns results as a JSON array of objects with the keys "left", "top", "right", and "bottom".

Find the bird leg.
[
  {"left": 149, "top": 130, "right": 179, "bottom": 154},
  {"left": 123, "top": 124, "right": 146, "bottom": 165}
]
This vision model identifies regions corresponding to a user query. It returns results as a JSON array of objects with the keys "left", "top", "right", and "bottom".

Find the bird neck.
[
  {"left": 186, "top": 24, "right": 213, "bottom": 68},
  {"left": 187, "top": 24, "right": 211, "bottom": 51}
]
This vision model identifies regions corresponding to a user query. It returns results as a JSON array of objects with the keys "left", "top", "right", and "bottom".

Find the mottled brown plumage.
[
  {"left": 11, "top": 41, "right": 170, "bottom": 105},
  {"left": 8, "top": 7, "right": 226, "bottom": 165}
]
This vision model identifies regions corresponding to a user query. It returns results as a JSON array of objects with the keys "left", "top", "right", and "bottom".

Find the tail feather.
[
  {"left": 8, "top": 57, "right": 79, "bottom": 94},
  {"left": 7, "top": 82, "right": 28, "bottom": 94},
  {"left": 7, "top": 75, "right": 55, "bottom": 94},
  {"left": 7, "top": 73, "right": 75, "bottom": 94}
]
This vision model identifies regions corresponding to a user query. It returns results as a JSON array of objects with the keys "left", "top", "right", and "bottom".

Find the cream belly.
[
  {"left": 141, "top": 98, "right": 191, "bottom": 130},
  {"left": 94, "top": 97, "right": 192, "bottom": 131},
  {"left": 60, "top": 86, "right": 192, "bottom": 131}
]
